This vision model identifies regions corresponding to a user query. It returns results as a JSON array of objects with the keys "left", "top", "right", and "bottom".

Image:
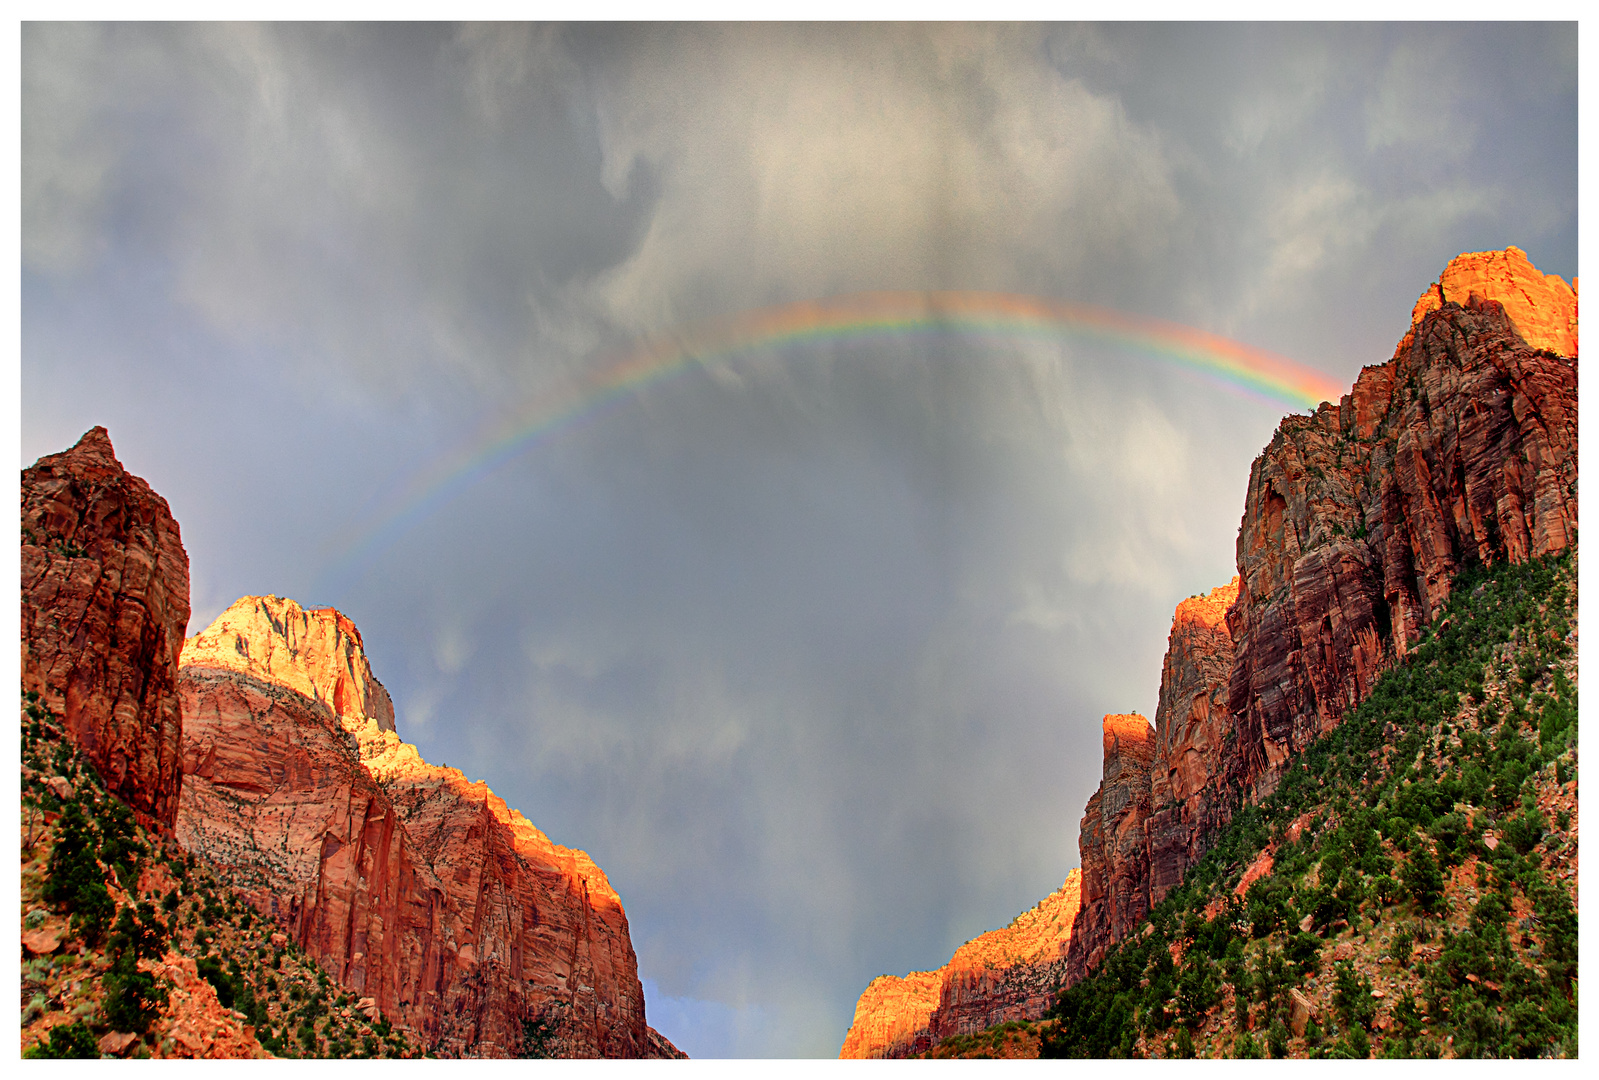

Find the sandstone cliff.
[
  {"left": 838, "top": 969, "right": 942, "bottom": 1059},
  {"left": 845, "top": 247, "right": 1579, "bottom": 1047},
  {"left": 175, "top": 595, "right": 682, "bottom": 1058},
  {"left": 838, "top": 871, "right": 1081, "bottom": 1058},
  {"left": 1146, "top": 578, "right": 1239, "bottom": 905},
  {"left": 1059, "top": 246, "right": 1578, "bottom": 988},
  {"left": 1065, "top": 715, "right": 1155, "bottom": 980},
  {"left": 20, "top": 427, "right": 191, "bottom": 829},
  {"left": 1226, "top": 249, "right": 1577, "bottom": 797}
]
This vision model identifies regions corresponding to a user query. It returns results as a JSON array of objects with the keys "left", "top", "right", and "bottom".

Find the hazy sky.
[{"left": 20, "top": 23, "right": 1576, "bottom": 1057}]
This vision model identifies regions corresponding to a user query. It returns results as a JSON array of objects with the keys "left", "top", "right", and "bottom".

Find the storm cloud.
[{"left": 21, "top": 23, "right": 1575, "bottom": 1056}]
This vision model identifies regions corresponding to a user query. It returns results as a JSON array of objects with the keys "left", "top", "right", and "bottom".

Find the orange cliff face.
[
  {"left": 175, "top": 595, "right": 684, "bottom": 1058},
  {"left": 838, "top": 871, "right": 1082, "bottom": 1058},
  {"left": 1146, "top": 577, "right": 1239, "bottom": 905},
  {"left": 1064, "top": 715, "right": 1155, "bottom": 982},
  {"left": 1054, "top": 246, "right": 1579, "bottom": 994},
  {"left": 1404, "top": 245, "right": 1577, "bottom": 359},
  {"left": 838, "top": 969, "right": 942, "bottom": 1059},
  {"left": 1225, "top": 246, "right": 1577, "bottom": 797},
  {"left": 21, "top": 427, "right": 191, "bottom": 829}
]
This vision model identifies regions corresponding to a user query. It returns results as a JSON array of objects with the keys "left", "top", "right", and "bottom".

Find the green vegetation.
[
  {"left": 20, "top": 692, "right": 425, "bottom": 1059},
  {"left": 916, "top": 1019, "right": 1041, "bottom": 1059},
  {"left": 23, "top": 1019, "right": 101, "bottom": 1058},
  {"left": 1036, "top": 551, "right": 1577, "bottom": 1059}
]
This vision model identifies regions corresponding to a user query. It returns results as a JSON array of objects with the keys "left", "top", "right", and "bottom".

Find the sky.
[{"left": 18, "top": 22, "right": 1577, "bottom": 1057}]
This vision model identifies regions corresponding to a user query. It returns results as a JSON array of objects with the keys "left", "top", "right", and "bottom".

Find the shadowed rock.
[{"left": 21, "top": 427, "right": 190, "bottom": 828}]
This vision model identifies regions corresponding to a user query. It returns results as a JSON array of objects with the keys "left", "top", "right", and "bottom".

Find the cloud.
[
  {"left": 21, "top": 23, "right": 121, "bottom": 274},
  {"left": 586, "top": 25, "right": 1183, "bottom": 332}
]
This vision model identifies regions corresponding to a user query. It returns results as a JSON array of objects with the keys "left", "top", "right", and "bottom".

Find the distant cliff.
[
  {"left": 176, "top": 595, "right": 684, "bottom": 1058},
  {"left": 839, "top": 872, "right": 1081, "bottom": 1057},
  {"left": 1064, "top": 245, "right": 1577, "bottom": 983}
]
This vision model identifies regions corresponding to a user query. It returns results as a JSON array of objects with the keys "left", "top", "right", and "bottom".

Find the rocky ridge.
[
  {"left": 20, "top": 427, "right": 190, "bottom": 829},
  {"left": 177, "top": 595, "right": 681, "bottom": 1058},
  {"left": 839, "top": 872, "right": 1081, "bottom": 1058},
  {"left": 1059, "top": 246, "right": 1578, "bottom": 986},
  {"left": 842, "top": 247, "right": 1577, "bottom": 1056},
  {"left": 18, "top": 430, "right": 681, "bottom": 1058}
]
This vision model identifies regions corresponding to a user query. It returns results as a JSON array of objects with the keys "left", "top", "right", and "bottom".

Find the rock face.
[
  {"left": 838, "top": 872, "right": 1081, "bottom": 1058},
  {"left": 1146, "top": 577, "right": 1240, "bottom": 905},
  {"left": 838, "top": 248, "right": 1578, "bottom": 1049},
  {"left": 20, "top": 427, "right": 190, "bottom": 828},
  {"left": 176, "top": 595, "right": 680, "bottom": 1058},
  {"left": 1057, "top": 246, "right": 1579, "bottom": 989},
  {"left": 1063, "top": 715, "right": 1155, "bottom": 981},
  {"left": 838, "top": 969, "right": 943, "bottom": 1059},
  {"left": 926, "top": 871, "right": 1082, "bottom": 1041},
  {"left": 1225, "top": 250, "right": 1578, "bottom": 797},
  {"left": 1405, "top": 245, "right": 1577, "bottom": 359}
]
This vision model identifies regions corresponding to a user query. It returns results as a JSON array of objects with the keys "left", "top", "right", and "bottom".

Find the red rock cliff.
[
  {"left": 838, "top": 248, "right": 1578, "bottom": 1048},
  {"left": 176, "top": 595, "right": 682, "bottom": 1058},
  {"left": 838, "top": 871, "right": 1081, "bottom": 1058},
  {"left": 1059, "top": 246, "right": 1578, "bottom": 991},
  {"left": 1146, "top": 577, "right": 1240, "bottom": 905},
  {"left": 1226, "top": 250, "right": 1577, "bottom": 797},
  {"left": 1063, "top": 715, "right": 1155, "bottom": 981},
  {"left": 21, "top": 427, "right": 190, "bottom": 828}
]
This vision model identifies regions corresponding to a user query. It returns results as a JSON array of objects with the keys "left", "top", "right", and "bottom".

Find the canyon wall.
[
  {"left": 20, "top": 427, "right": 191, "bottom": 828},
  {"left": 18, "top": 433, "right": 679, "bottom": 1058},
  {"left": 1062, "top": 247, "right": 1578, "bottom": 985},
  {"left": 843, "top": 247, "right": 1578, "bottom": 1040},
  {"left": 839, "top": 872, "right": 1081, "bottom": 1058},
  {"left": 176, "top": 595, "right": 682, "bottom": 1058}
]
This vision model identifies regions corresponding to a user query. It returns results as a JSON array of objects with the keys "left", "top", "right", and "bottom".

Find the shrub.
[
  {"left": 1332, "top": 1024, "right": 1371, "bottom": 1059},
  {"left": 1403, "top": 846, "right": 1444, "bottom": 913},
  {"left": 1266, "top": 1018, "right": 1289, "bottom": 1058},
  {"left": 24, "top": 1020, "right": 100, "bottom": 1058},
  {"left": 1171, "top": 1026, "right": 1195, "bottom": 1058},
  {"left": 1286, "top": 931, "right": 1322, "bottom": 974},
  {"left": 43, "top": 802, "right": 114, "bottom": 946},
  {"left": 197, "top": 954, "right": 236, "bottom": 1009},
  {"left": 1333, "top": 960, "right": 1376, "bottom": 1030},
  {"left": 1232, "top": 1031, "right": 1263, "bottom": 1058}
]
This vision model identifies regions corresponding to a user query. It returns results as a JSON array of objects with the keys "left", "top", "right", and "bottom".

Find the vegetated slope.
[
  {"left": 1031, "top": 551, "right": 1577, "bottom": 1058},
  {"left": 1045, "top": 552, "right": 1578, "bottom": 1058},
  {"left": 21, "top": 693, "right": 427, "bottom": 1059}
]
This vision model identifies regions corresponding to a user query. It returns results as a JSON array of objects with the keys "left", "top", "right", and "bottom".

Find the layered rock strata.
[
  {"left": 176, "top": 595, "right": 681, "bottom": 1058},
  {"left": 20, "top": 427, "right": 190, "bottom": 828},
  {"left": 1059, "top": 247, "right": 1578, "bottom": 986},
  {"left": 841, "top": 248, "right": 1579, "bottom": 1039},
  {"left": 1226, "top": 251, "right": 1578, "bottom": 796},
  {"left": 839, "top": 872, "right": 1082, "bottom": 1057},
  {"left": 1064, "top": 715, "right": 1156, "bottom": 979},
  {"left": 1145, "top": 577, "right": 1240, "bottom": 904}
]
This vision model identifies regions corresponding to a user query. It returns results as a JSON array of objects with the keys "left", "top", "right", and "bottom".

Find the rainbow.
[{"left": 319, "top": 291, "right": 1344, "bottom": 592}]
